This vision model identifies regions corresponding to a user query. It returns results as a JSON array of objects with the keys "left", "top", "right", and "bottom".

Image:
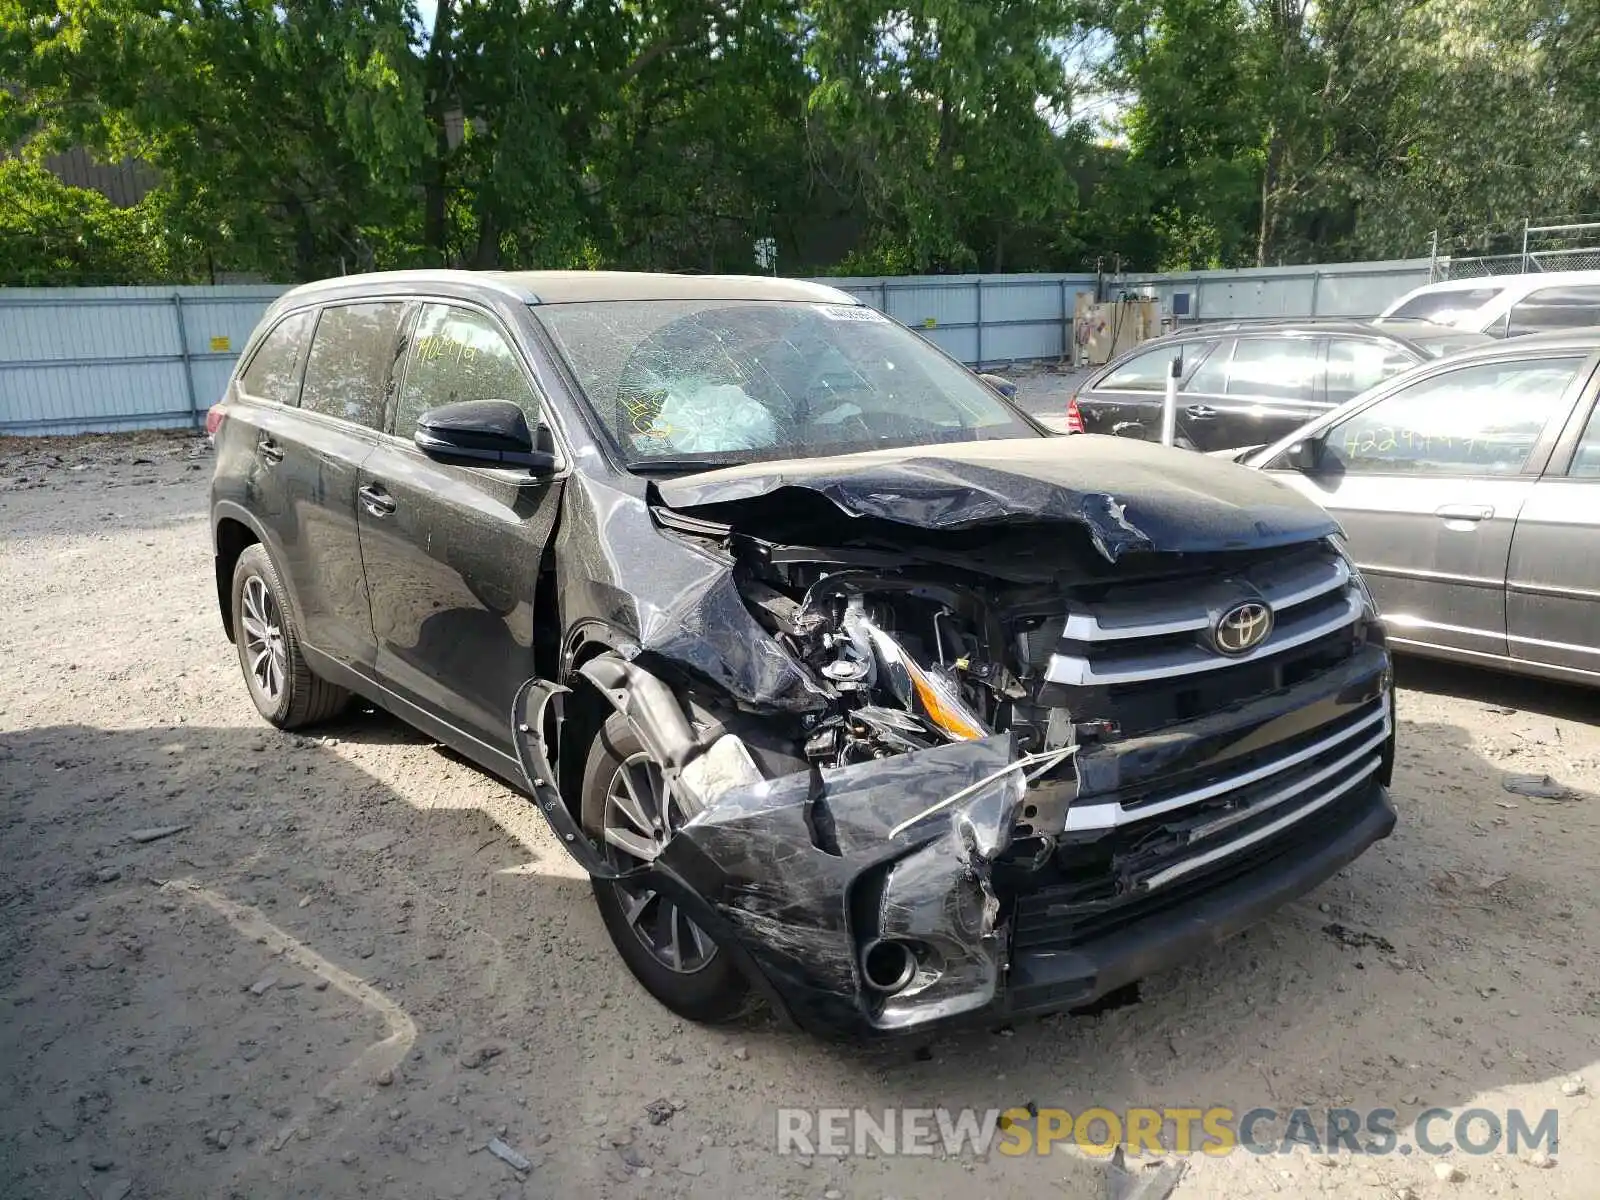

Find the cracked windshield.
[{"left": 535, "top": 299, "right": 1039, "bottom": 469}]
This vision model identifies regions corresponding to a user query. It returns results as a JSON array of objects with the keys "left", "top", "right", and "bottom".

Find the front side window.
[
  {"left": 1325, "top": 339, "right": 1419, "bottom": 404},
  {"left": 1387, "top": 286, "right": 1504, "bottom": 324},
  {"left": 395, "top": 305, "right": 540, "bottom": 435},
  {"left": 1505, "top": 286, "right": 1600, "bottom": 337},
  {"left": 1319, "top": 356, "right": 1583, "bottom": 475},
  {"left": 1226, "top": 338, "right": 1320, "bottom": 401},
  {"left": 238, "top": 310, "right": 315, "bottom": 405},
  {"left": 533, "top": 300, "right": 1037, "bottom": 468},
  {"left": 298, "top": 302, "right": 407, "bottom": 429}
]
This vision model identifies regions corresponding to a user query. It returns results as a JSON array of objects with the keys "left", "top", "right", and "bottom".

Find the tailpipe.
[{"left": 861, "top": 938, "right": 917, "bottom": 994}]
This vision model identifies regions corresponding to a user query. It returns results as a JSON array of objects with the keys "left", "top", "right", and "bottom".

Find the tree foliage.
[{"left": 2, "top": 0, "right": 1598, "bottom": 281}]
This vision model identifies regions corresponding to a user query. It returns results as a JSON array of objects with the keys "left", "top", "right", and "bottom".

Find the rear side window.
[
  {"left": 238, "top": 310, "right": 314, "bottom": 405},
  {"left": 1388, "top": 286, "right": 1503, "bottom": 323},
  {"left": 299, "top": 302, "right": 408, "bottom": 429},
  {"left": 1325, "top": 339, "right": 1419, "bottom": 404},
  {"left": 1226, "top": 338, "right": 1319, "bottom": 401},
  {"left": 394, "top": 304, "right": 540, "bottom": 434},
  {"left": 1322, "top": 356, "right": 1583, "bottom": 475},
  {"left": 1183, "top": 338, "right": 1231, "bottom": 393},
  {"left": 1506, "top": 285, "right": 1600, "bottom": 337},
  {"left": 1098, "top": 345, "right": 1185, "bottom": 391}
]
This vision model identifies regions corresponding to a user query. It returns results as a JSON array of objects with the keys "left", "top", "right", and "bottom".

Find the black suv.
[
  {"left": 211, "top": 271, "right": 1397, "bottom": 1037},
  {"left": 1074, "top": 319, "right": 1492, "bottom": 452}
]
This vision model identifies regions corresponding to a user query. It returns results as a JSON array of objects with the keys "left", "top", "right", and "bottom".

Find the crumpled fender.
[
  {"left": 512, "top": 671, "right": 1031, "bottom": 1034},
  {"left": 658, "top": 735, "right": 1026, "bottom": 1032}
]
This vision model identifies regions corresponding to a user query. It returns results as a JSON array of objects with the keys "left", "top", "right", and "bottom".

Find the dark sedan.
[{"left": 1072, "top": 319, "right": 1493, "bottom": 453}]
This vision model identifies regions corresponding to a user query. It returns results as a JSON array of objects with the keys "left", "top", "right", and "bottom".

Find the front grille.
[
  {"left": 1046, "top": 548, "right": 1358, "bottom": 687},
  {"left": 1029, "top": 545, "right": 1369, "bottom": 736}
]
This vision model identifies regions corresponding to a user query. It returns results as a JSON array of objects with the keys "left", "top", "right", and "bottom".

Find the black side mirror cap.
[
  {"left": 978, "top": 372, "right": 1018, "bottom": 398},
  {"left": 414, "top": 399, "right": 559, "bottom": 473}
]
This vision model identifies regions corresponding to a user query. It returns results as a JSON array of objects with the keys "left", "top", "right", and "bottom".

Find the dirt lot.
[{"left": 3, "top": 430, "right": 1599, "bottom": 1200}]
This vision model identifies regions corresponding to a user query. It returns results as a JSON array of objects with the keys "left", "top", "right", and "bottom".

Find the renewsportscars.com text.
[{"left": 775, "top": 1105, "right": 1559, "bottom": 1159}]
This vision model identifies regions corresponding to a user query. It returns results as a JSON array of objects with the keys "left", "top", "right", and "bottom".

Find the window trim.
[{"left": 1292, "top": 350, "right": 1593, "bottom": 480}]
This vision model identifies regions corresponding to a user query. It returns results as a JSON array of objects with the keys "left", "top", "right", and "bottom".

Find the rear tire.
[
  {"left": 231, "top": 544, "right": 350, "bottom": 729},
  {"left": 581, "top": 712, "right": 752, "bottom": 1023}
]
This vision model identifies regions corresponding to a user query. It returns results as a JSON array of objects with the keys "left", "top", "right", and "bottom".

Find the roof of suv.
[{"left": 277, "top": 269, "right": 858, "bottom": 307}]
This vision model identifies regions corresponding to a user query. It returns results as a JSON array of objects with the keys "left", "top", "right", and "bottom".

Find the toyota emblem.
[{"left": 1213, "top": 601, "right": 1273, "bottom": 655}]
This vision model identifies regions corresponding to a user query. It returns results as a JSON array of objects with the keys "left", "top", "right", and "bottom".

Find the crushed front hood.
[{"left": 654, "top": 436, "right": 1339, "bottom": 562}]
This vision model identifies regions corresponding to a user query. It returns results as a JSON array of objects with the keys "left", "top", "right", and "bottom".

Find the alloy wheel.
[
  {"left": 602, "top": 752, "right": 717, "bottom": 974},
  {"left": 240, "top": 575, "right": 287, "bottom": 705}
]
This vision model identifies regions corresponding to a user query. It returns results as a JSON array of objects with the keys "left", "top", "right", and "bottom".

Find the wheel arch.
[{"left": 212, "top": 503, "right": 268, "bottom": 639}]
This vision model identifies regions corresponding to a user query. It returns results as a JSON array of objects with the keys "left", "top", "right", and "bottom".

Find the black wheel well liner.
[{"left": 214, "top": 516, "right": 260, "bottom": 639}]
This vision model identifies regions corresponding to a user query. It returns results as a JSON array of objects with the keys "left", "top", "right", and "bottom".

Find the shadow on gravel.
[{"left": 1395, "top": 654, "right": 1600, "bottom": 725}]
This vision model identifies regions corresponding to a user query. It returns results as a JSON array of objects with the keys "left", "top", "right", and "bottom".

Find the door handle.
[
  {"left": 1435, "top": 504, "right": 1494, "bottom": 522},
  {"left": 1185, "top": 404, "right": 1217, "bottom": 419},
  {"left": 359, "top": 483, "right": 396, "bottom": 517},
  {"left": 257, "top": 437, "right": 285, "bottom": 464}
]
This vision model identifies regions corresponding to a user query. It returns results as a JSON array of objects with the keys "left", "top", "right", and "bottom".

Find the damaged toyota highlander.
[{"left": 209, "top": 270, "right": 1397, "bottom": 1038}]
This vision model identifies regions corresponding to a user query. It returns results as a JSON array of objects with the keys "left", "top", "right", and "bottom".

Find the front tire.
[
  {"left": 231, "top": 544, "right": 350, "bottom": 728},
  {"left": 581, "top": 712, "right": 751, "bottom": 1023}
]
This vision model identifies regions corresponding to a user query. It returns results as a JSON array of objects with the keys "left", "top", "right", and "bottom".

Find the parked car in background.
[
  {"left": 1240, "top": 330, "right": 1600, "bottom": 687},
  {"left": 1375, "top": 269, "right": 1600, "bottom": 337},
  {"left": 1071, "top": 320, "right": 1492, "bottom": 453},
  {"left": 208, "top": 269, "right": 1397, "bottom": 1037}
]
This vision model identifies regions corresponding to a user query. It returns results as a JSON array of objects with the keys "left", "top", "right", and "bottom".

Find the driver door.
[{"left": 357, "top": 302, "right": 564, "bottom": 760}]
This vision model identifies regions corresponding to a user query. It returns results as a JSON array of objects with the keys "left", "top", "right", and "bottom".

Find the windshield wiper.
[{"left": 626, "top": 457, "right": 748, "bottom": 474}]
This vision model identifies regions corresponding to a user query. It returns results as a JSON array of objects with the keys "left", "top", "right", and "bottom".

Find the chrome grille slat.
[
  {"left": 1138, "top": 759, "right": 1381, "bottom": 890},
  {"left": 1063, "top": 700, "right": 1390, "bottom": 831}
]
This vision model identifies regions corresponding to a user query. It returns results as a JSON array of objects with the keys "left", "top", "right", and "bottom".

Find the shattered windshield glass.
[{"left": 532, "top": 299, "right": 1040, "bottom": 469}]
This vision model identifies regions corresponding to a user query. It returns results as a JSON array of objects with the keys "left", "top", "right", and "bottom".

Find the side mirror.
[
  {"left": 414, "top": 399, "right": 558, "bottom": 473},
  {"left": 1279, "top": 434, "right": 1326, "bottom": 473},
  {"left": 979, "top": 372, "right": 1018, "bottom": 398}
]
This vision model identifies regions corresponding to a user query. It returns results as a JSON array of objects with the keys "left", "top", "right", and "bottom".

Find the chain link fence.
[{"left": 1432, "top": 221, "right": 1600, "bottom": 281}]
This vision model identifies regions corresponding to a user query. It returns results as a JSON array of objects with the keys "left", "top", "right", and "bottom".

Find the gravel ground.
[{"left": 3, "top": 430, "right": 1599, "bottom": 1200}]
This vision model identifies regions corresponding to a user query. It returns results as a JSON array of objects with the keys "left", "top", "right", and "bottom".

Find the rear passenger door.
[
  {"left": 1268, "top": 353, "right": 1586, "bottom": 659},
  {"left": 1185, "top": 334, "right": 1324, "bottom": 452},
  {"left": 248, "top": 300, "right": 406, "bottom": 668},
  {"left": 1506, "top": 374, "right": 1600, "bottom": 676},
  {"left": 358, "top": 302, "right": 565, "bottom": 759}
]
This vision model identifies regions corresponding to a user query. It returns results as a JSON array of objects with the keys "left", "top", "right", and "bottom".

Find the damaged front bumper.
[{"left": 512, "top": 653, "right": 1397, "bottom": 1040}]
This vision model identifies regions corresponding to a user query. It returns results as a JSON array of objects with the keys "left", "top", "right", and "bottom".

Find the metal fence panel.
[
  {"left": 0, "top": 285, "right": 286, "bottom": 434},
  {"left": 2, "top": 262, "right": 1439, "bottom": 436}
]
